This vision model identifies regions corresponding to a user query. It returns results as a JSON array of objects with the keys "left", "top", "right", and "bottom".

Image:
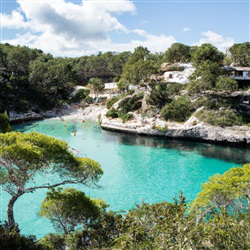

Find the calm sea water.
[{"left": 1, "top": 119, "right": 250, "bottom": 238}]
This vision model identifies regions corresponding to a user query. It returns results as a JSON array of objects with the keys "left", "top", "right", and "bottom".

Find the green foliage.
[
  {"left": 0, "top": 223, "right": 47, "bottom": 250},
  {"left": 162, "top": 64, "right": 185, "bottom": 71},
  {"left": 29, "top": 57, "right": 77, "bottom": 109},
  {"left": 187, "top": 60, "right": 224, "bottom": 94},
  {"left": 39, "top": 164, "right": 250, "bottom": 250},
  {"left": 161, "top": 97, "right": 191, "bottom": 122},
  {"left": 203, "top": 212, "right": 250, "bottom": 250},
  {"left": 106, "top": 93, "right": 142, "bottom": 122},
  {"left": 118, "top": 92, "right": 144, "bottom": 114},
  {"left": 191, "top": 164, "right": 250, "bottom": 224},
  {"left": 62, "top": 210, "right": 123, "bottom": 249},
  {"left": 215, "top": 76, "right": 239, "bottom": 92},
  {"left": 119, "top": 113, "right": 134, "bottom": 123},
  {"left": 229, "top": 42, "right": 250, "bottom": 66},
  {"left": 88, "top": 77, "right": 104, "bottom": 103},
  {"left": 106, "top": 108, "right": 119, "bottom": 119},
  {"left": 191, "top": 43, "right": 224, "bottom": 67},
  {"left": 163, "top": 43, "right": 191, "bottom": 63},
  {"left": 74, "top": 51, "right": 131, "bottom": 85},
  {"left": 0, "top": 44, "right": 42, "bottom": 112},
  {"left": 106, "top": 96, "right": 120, "bottom": 109},
  {"left": 146, "top": 82, "right": 171, "bottom": 108},
  {"left": 157, "top": 124, "right": 168, "bottom": 133},
  {"left": 119, "top": 46, "right": 157, "bottom": 86},
  {"left": 39, "top": 234, "right": 64, "bottom": 250},
  {"left": 113, "top": 193, "right": 203, "bottom": 250},
  {"left": 196, "top": 108, "right": 243, "bottom": 126},
  {"left": 0, "top": 132, "right": 103, "bottom": 231},
  {"left": 40, "top": 188, "right": 105, "bottom": 234},
  {"left": 166, "top": 82, "right": 184, "bottom": 95},
  {"left": 70, "top": 88, "right": 90, "bottom": 103},
  {"left": 88, "top": 77, "right": 104, "bottom": 92},
  {"left": 0, "top": 114, "right": 12, "bottom": 133}
]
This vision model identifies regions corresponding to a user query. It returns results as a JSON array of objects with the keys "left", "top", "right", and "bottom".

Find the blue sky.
[{"left": 0, "top": 0, "right": 249, "bottom": 57}]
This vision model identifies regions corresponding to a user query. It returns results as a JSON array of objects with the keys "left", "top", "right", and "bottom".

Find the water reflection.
[
  {"left": 13, "top": 121, "right": 250, "bottom": 165},
  {"left": 103, "top": 130, "right": 250, "bottom": 165}
]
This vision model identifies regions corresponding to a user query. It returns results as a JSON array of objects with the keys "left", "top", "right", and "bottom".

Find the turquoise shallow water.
[{"left": 1, "top": 119, "right": 250, "bottom": 238}]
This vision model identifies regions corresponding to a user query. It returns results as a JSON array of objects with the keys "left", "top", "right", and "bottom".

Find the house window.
[{"left": 243, "top": 71, "right": 249, "bottom": 78}]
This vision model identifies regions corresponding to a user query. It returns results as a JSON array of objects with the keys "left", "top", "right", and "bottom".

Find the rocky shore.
[
  {"left": 99, "top": 107, "right": 250, "bottom": 146},
  {"left": 10, "top": 104, "right": 250, "bottom": 145}
]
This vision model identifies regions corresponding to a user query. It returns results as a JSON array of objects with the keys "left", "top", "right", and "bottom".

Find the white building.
[{"left": 163, "top": 63, "right": 195, "bottom": 84}]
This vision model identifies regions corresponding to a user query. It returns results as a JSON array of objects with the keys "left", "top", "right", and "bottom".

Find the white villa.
[{"left": 162, "top": 63, "right": 196, "bottom": 84}]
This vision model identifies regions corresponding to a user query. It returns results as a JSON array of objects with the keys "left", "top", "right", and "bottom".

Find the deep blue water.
[{"left": 1, "top": 119, "right": 249, "bottom": 238}]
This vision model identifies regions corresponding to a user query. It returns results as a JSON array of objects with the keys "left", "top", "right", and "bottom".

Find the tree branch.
[{"left": 24, "top": 177, "right": 98, "bottom": 193}]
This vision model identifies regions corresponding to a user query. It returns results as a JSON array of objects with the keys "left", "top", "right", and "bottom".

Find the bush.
[
  {"left": 120, "top": 113, "right": 134, "bottom": 123},
  {"left": 118, "top": 92, "right": 144, "bottom": 113},
  {"left": 39, "top": 233, "right": 65, "bottom": 250},
  {"left": 83, "top": 96, "right": 94, "bottom": 104},
  {"left": 215, "top": 76, "right": 238, "bottom": 92},
  {"left": 0, "top": 223, "right": 46, "bottom": 250},
  {"left": 196, "top": 108, "right": 242, "bottom": 127},
  {"left": 146, "top": 82, "right": 170, "bottom": 108},
  {"left": 0, "top": 114, "right": 12, "bottom": 133},
  {"left": 106, "top": 96, "right": 120, "bottom": 109},
  {"left": 166, "top": 83, "right": 184, "bottom": 96},
  {"left": 157, "top": 124, "right": 168, "bottom": 133},
  {"left": 163, "top": 65, "right": 185, "bottom": 72},
  {"left": 106, "top": 108, "right": 119, "bottom": 119},
  {"left": 161, "top": 97, "right": 191, "bottom": 122},
  {"left": 71, "top": 89, "right": 90, "bottom": 103}
]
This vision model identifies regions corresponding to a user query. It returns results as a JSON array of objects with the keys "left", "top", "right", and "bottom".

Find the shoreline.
[
  {"left": 101, "top": 122, "right": 250, "bottom": 147},
  {"left": 11, "top": 104, "right": 250, "bottom": 146}
]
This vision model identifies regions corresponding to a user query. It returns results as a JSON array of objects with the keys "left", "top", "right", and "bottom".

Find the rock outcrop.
[{"left": 100, "top": 111, "right": 250, "bottom": 145}]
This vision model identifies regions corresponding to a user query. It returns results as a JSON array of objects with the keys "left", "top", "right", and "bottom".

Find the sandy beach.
[{"left": 54, "top": 104, "right": 106, "bottom": 122}]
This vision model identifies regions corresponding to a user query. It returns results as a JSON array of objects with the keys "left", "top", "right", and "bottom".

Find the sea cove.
[{"left": 1, "top": 119, "right": 249, "bottom": 238}]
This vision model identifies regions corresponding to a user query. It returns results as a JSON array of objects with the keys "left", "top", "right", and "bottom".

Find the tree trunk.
[{"left": 7, "top": 191, "right": 23, "bottom": 232}]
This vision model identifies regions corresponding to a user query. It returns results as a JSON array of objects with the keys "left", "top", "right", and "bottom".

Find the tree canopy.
[
  {"left": 191, "top": 43, "right": 224, "bottom": 67},
  {"left": 40, "top": 188, "right": 106, "bottom": 234},
  {"left": 228, "top": 42, "right": 250, "bottom": 67},
  {"left": 163, "top": 43, "right": 191, "bottom": 63},
  {"left": 191, "top": 163, "right": 250, "bottom": 217},
  {"left": 0, "top": 131, "right": 103, "bottom": 231},
  {"left": 119, "top": 46, "right": 157, "bottom": 86}
]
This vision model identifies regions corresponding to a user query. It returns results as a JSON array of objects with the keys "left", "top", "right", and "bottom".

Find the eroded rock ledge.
[{"left": 100, "top": 110, "right": 250, "bottom": 146}]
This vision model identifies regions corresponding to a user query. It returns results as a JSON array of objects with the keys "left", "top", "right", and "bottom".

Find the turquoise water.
[{"left": 1, "top": 119, "right": 250, "bottom": 238}]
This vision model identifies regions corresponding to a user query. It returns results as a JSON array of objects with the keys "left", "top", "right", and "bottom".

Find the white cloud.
[
  {"left": 0, "top": 10, "right": 28, "bottom": 29},
  {"left": 183, "top": 27, "right": 191, "bottom": 32},
  {"left": 194, "top": 31, "right": 234, "bottom": 52},
  {"left": 1, "top": 0, "right": 175, "bottom": 56}
]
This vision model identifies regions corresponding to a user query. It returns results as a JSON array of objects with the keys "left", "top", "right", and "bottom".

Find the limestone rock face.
[
  {"left": 101, "top": 112, "right": 250, "bottom": 145},
  {"left": 163, "top": 125, "right": 249, "bottom": 144}
]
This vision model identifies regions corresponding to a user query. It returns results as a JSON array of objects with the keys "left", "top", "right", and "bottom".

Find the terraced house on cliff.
[{"left": 224, "top": 66, "right": 250, "bottom": 88}]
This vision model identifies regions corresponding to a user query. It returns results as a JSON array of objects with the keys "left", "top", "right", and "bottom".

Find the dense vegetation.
[
  {"left": 0, "top": 42, "right": 250, "bottom": 248},
  {"left": 0, "top": 162, "right": 249, "bottom": 249},
  {"left": 1, "top": 42, "right": 250, "bottom": 126}
]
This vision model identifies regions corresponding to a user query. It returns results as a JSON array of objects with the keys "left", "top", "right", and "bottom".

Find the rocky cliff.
[{"left": 100, "top": 110, "right": 250, "bottom": 145}]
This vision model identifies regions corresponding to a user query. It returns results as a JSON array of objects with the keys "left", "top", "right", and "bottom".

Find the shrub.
[
  {"left": 0, "top": 114, "right": 12, "bottom": 133},
  {"left": 196, "top": 109, "right": 242, "bottom": 127},
  {"left": 166, "top": 83, "right": 184, "bottom": 96},
  {"left": 120, "top": 113, "right": 134, "bottom": 123},
  {"left": 118, "top": 92, "right": 144, "bottom": 114},
  {"left": 83, "top": 96, "right": 94, "bottom": 104},
  {"left": 106, "top": 96, "right": 120, "bottom": 109},
  {"left": 157, "top": 124, "right": 168, "bottom": 133},
  {"left": 215, "top": 76, "right": 238, "bottom": 92},
  {"left": 71, "top": 89, "right": 90, "bottom": 103},
  {"left": 161, "top": 97, "right": 191, "bottom": 122},
  {"left": 106, "top": 108, "right": 119, "bottom": 119}
]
